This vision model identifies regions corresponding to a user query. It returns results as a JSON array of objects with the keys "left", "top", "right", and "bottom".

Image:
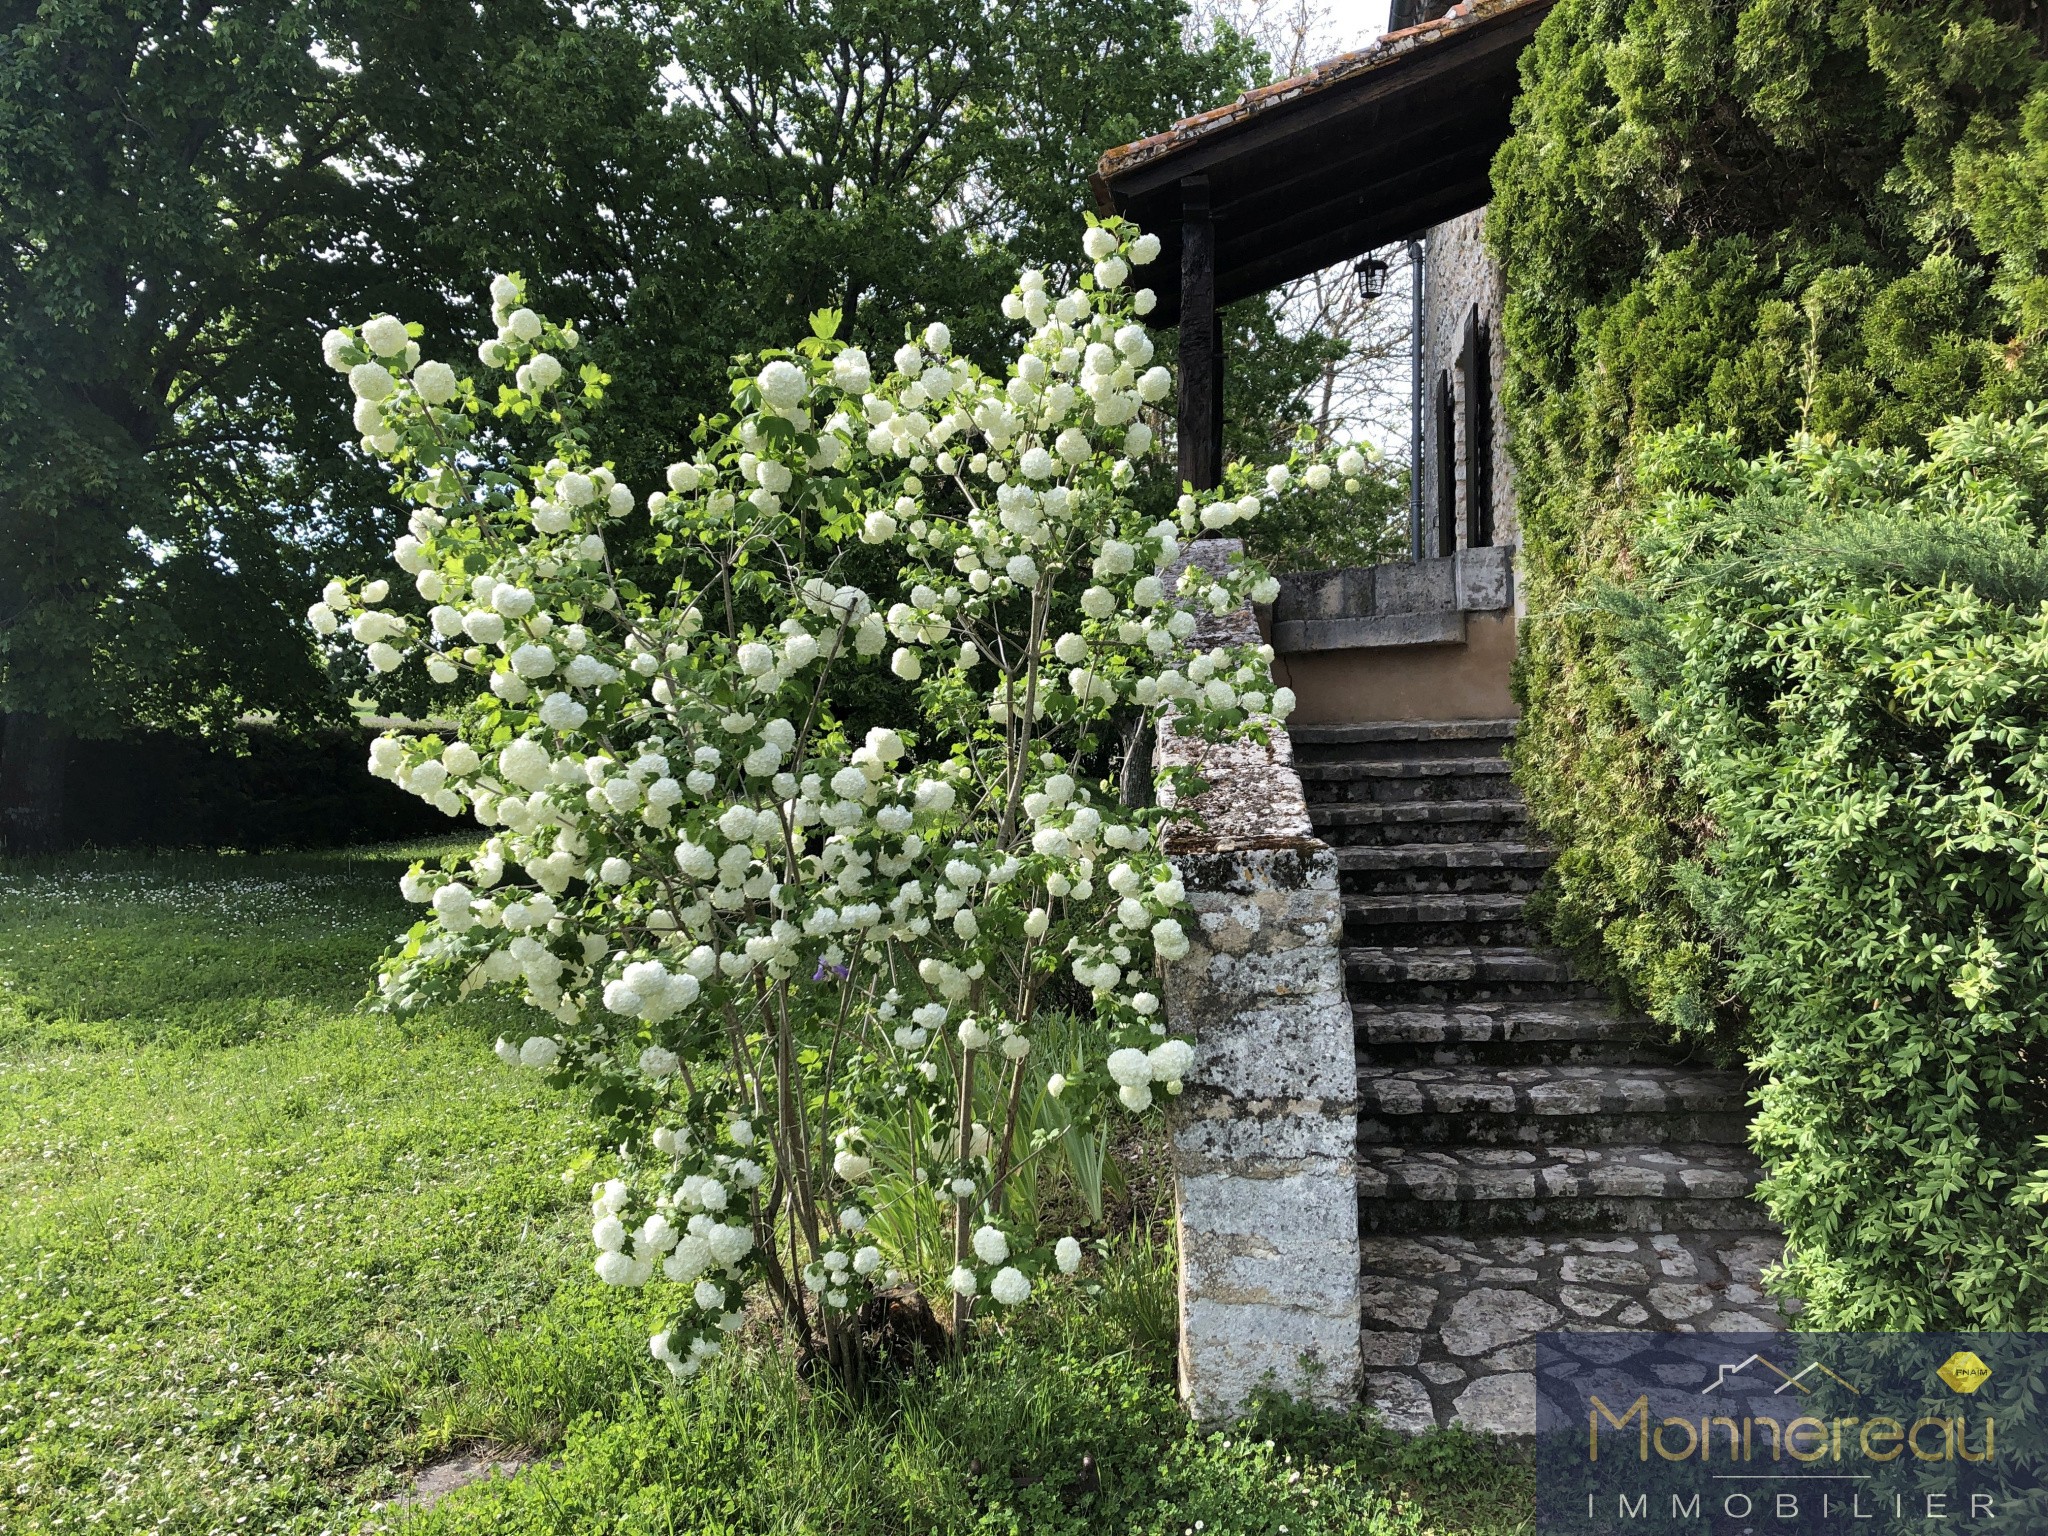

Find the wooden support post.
[{"left": 1178, "top": 176, "right": 1223, "bottom": 493}]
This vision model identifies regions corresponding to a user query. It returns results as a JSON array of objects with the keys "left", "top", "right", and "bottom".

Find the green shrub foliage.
[
  {"left": 1490, "top": 0, "right": 2048, "bottom": 1038},
  {"left": 1628, "top": 412, "right": 2048, "bottom": 1327}
]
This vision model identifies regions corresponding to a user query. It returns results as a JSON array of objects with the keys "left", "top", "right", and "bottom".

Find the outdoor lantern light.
[{"left": 1354, "top": 256, "right": 1390, "bottom": 303}]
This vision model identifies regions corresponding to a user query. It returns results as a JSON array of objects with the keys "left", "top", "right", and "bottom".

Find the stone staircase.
[{"left": 1292, "top": 718, "right": 1786, "bottom": 1436}]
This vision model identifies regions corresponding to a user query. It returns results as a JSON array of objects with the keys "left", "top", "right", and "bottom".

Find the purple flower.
[{"left": 813, "top": 960, "right": 849, "bottom": 983}]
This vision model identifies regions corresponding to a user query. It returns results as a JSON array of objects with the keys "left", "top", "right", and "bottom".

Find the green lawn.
[{"left": 0, "top": 847, "right": 1532, "bottom": 1534}]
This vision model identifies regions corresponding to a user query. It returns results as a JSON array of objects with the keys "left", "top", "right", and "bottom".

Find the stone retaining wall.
[{"left": 1156, "top": 540, "right": 1363, "bottom": 1419}]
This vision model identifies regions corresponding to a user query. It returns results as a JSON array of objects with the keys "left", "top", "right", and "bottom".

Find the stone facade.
[
  {"left": 1156, "top": 540, "right": 1363, "bottom": 1419},
  {"left": 1417, "top": 210, "right": 1515, "bottom": 561}
]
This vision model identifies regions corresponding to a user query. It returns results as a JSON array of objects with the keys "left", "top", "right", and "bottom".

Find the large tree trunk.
[{"left": 0, "top": 713, "right": 69, "bottom": 853}]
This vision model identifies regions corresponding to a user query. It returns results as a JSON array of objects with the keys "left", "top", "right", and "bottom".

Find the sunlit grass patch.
[{"left": 0, "top": 848, "right": 1532, "bottom": 1534}]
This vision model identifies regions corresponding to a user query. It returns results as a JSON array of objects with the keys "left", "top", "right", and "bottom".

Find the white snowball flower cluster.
[
  {"left": 314, "top": 222, "right": 1352, "bottom": 1376},
  {"left": 1104, "top": 1036, "right": 1196, "bottom": 1112}
]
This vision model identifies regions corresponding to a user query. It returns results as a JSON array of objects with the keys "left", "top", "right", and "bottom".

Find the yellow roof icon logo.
[{"left": 1937, "top": 1351, "right": 1991, "bottom": 1394}]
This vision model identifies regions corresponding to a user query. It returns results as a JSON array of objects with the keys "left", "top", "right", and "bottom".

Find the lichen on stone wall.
[{"left": 1156, "top": 539, "right": 1363, "bottom": 1418}]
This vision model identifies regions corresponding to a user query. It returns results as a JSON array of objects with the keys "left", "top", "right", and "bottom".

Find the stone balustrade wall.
[{"left": 1155, "top": 539, "right": 1363, "bottom": 1419}]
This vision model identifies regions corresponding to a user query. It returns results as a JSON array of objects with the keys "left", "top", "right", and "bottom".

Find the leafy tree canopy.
[{"left": 0, "top": 0, "right": 1267, "bottom": 769}]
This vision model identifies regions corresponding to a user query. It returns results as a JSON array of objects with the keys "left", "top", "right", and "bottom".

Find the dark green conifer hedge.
[
  {"left": 1491, "top": 0, "right": 2048, "bottom": 1036},
  {"left": 1490, "top": 2, "right": 2048, "bottom": 1323},
  {"left": 1630, "top": 413, "right": 2048, "bottom": 1326}
]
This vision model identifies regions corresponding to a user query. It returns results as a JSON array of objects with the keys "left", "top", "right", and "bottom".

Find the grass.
[{"left": 0, "top": 846, "right": 1534, "bottom": 1534}]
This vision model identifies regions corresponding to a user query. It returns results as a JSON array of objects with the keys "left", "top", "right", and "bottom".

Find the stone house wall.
[{"left": 1417, "top": 210, "right": 1515, "bottom": 559}]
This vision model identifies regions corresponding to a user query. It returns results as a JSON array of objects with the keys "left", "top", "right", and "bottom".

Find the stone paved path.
[{"left": 1295, "top": 718, "right": 1788, "bottom": 1435}]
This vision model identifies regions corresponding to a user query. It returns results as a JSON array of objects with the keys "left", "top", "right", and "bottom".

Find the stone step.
[
  {"left": 1296, "top": 756, "right": 1514, "bottom": 805},
  {"left": 1355, "top": 1231, "right": 1790, "bottom": 1437},
  {"left": 1343, "top": 892, "right": 1537, "bottom": 947},
  {"left": 1356, "top": 1143, "right": 1765, "bottom": 1234},
  {"left": 1354, "top": 1001, "right": 1665, "bottom": 1066},
  {"left": 1337, "top": 841, "right": 1552, "bottom": 897},
  {"left": 1310, "top": 799, "right": 1527, "bottom": 846},
  {"left": 1356, "top": 1064, "right": 1752, "bottom": 1146},
  {"left": 1289, "top": 719, "right": 1517, "bottom": 765},
  {"left": 1344, "top": 945, "right": 1603, "bottom": 1004}
]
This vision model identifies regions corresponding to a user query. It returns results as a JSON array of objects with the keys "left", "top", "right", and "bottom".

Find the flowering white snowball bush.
[{"left": 316, "top": 220, "right": 1339, "bottom": 1379}]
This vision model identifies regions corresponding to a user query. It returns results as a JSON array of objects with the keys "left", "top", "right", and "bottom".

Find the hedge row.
[
  {"left": 1491, "top": 0, "right": 2048, "bottom": 1041},
  {"left": 1489, "top": 2, "right": 2048, "bottom": 1326},
  {"left": 1629, "top": 413, "right": 2048, "bottom": 1328},
  {"left": 28, "top": 722, "right": 450, "bottom": 851}
]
